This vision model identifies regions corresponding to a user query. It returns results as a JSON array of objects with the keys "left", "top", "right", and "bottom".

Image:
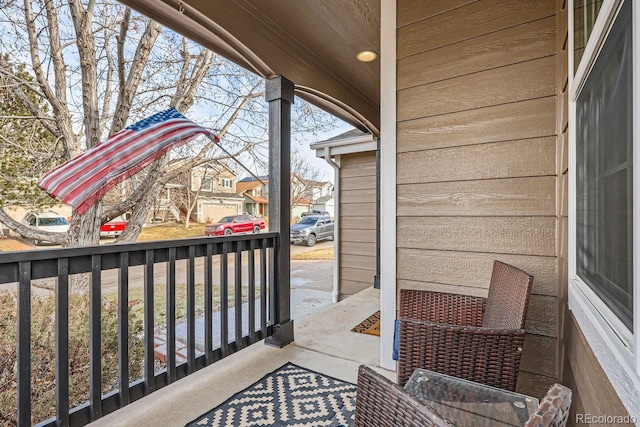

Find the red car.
[
  {"left": 100, "top": 215, "right": 127, "bottom": 237},
  {"left": 205, "top": 214, "right": 265, "bottom": 236}
]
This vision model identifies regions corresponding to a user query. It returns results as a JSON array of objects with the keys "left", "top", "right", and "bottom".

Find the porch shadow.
[{"left": 88, "top": 286, "right": 389, "bottom": 427}]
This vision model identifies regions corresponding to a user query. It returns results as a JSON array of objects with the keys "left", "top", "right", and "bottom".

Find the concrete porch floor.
[{"left": 89, "top": 286, "right": 393, "bottom": 427}]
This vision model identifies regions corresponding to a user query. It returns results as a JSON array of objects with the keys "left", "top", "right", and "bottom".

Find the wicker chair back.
[{"left": 482, "top": 261, "right": 534, "bottom": 329}]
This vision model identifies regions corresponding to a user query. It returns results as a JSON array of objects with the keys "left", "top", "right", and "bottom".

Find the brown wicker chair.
[
  {"left": 354, "top": 365, "right": 453, "bottom": 427},
  {"left": 397, "top": 260, "right": 534, "bottom": 391},
  {"left": 525, "top": 383, "right": 572, "bottom": 427}
]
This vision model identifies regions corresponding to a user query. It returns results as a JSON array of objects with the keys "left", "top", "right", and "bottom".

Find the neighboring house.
[
  {"left": 237, "top": 175, "right": 333, "bottom": 219},
  {"left": 312, "top": 195, "right": 334, "bottom": 217},
  {"left": 236, "top": 176, "right": 269, "bottom": 217},
  {"left": 161, "top": 161, "right": 243, "bottom": 223},
  {"left": 291, "top": 174, "right": 331, "bottom": 218}
]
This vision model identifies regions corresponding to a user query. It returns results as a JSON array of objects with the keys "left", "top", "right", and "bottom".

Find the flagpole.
[{"left": 207, "top": 134, "right": 268, "bottom": 186}]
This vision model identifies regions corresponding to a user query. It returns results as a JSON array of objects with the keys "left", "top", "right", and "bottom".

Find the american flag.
[{"left": 39, "top": 108, "right": 218, "bottom": 214}]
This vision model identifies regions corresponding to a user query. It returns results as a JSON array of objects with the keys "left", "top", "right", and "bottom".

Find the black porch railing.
[{"left": 0, "top": 233, "right": 280, "bottom": 426}]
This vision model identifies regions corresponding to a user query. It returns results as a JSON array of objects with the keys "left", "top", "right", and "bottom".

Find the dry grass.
[
  {"left": 134, "top": 223, "right": 206, "bottom": 241},
  {"left": 291, "top": 246, "right": 334, "bottom": 260},
  {"left": 0, "top": 237, "right": 34, "bottom": 252}
]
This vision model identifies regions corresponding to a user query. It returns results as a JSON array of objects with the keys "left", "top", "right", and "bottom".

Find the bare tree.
[
  {"left": 0, "top": 0, "right": 337, "bottom": 251},
  {"left": 290, "top": 148, "right": 328, "bottom": 216}
]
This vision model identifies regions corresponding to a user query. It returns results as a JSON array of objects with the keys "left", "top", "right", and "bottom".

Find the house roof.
[
  {"left": 236, "top": 180, "right": 263, "bottom": 194},
  {"left": 244, "top": 193, "right": 268, "bottom": 204},
  {"left": 118, "top": 0, "right": 380, "bottom": 135},
  {"left": 314, "top": 195, "right": 333, "bottom": 204}
]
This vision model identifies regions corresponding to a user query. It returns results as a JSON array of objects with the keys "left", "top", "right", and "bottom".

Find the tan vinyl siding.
[
  {"left": 340, "top": 152, "right": 376, "bottom": 297},
  {"left": 396, "top": 0, "right": 557, "bottom": 396}
]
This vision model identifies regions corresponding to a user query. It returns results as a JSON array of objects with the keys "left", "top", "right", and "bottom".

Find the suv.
[
  {"left": 301, "top": 210, "right": 330, "bottom": 218},
  {"left": 21, "top": 211, "right": 70, "bottom": 245},
  {"left": 290, "top": 215, "right": 334, "bottom": 246}
]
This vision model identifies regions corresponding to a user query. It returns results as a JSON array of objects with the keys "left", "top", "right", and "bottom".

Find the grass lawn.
[
  {"left": 137, "top": 223, "right": 206, "bottom": 241},
  {"left": 104, "top": 282, "right": 261, "bottom": 326},
  {"left": 291, "top": 246, "right": 334, "bottom": 260}
]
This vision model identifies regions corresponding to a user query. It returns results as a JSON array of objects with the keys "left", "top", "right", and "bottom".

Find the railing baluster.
[
  {"left": 118, "top": 252, "right": 130, "bottom": 406},
  {"left": 248, "top": 239, "right": 256, "bottom": 342},
  {"left": 220, "top": 242, "right": 229, "bottom": 357},
  {"left": 167, "top": 248, "right": 177, "bottom": 383},
  {"left": 260, "top": 239, "right": 267, "bottom": 336},
  {"left": 234, "top": 241, "right": 243, "bottom": 348},
  {"left": 17, "top": 261, "right": 31, "bottom": 427},
  {"left": 187, "top": 246, "right": 196, "bottom": 374},
  {"left": 56, "top": 258, "right": 69, "bottom": 426},
  {"left": 269, "top": 244, "right": 277, "bottom": 326},
  {"left": 144, "top": 250, "right": 155, "bottom": 394},
  {"left": 90, "top": 255, "right": 103, "bottom": 421},
  {"left": 204, "top": 243, "right": 213, "bottom": 364}
]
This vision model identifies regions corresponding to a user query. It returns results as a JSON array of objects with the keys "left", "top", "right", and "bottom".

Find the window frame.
[
  {"left": 200, "top": 176, "right": 213, "bottom": 192},
  {"left": 568, "top": 0, "right": 640, "bottom": 415}
]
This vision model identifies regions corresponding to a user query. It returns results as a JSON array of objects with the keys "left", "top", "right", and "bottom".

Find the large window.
[
  {"left": 575, "top": 0, "right": 633, "bottom": 331},
  {"left": 570, "top": 0, "right": 640, "bottom": 416}
]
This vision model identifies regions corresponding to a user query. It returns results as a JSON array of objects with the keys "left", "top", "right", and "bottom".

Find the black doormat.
[{"left": 186, "top": 362, "right": 356, "bottom": 426}]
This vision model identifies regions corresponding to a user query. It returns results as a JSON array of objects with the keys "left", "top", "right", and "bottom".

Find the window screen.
[
  {"left": 576, "top": 0, "right": 633, "bottom": 331},
  {"left": 574, "top": 0, "right": 604, "bottom": 72}
]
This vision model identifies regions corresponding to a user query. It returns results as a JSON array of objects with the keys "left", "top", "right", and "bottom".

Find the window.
[
  {"left": 575, "top": 0, "right": 633, "bottom": 331},
  {"left": 221, "top": 178, "right": 233, "bottom": 188},
  {"left": 569, "top": 0, "right": 640, "bottom": 414},
  {"left": 574, "top": 0, "right": 604, "bottom": 71},
  {"left": 200, "top": 176, "right": 213, "bottom": 191}
]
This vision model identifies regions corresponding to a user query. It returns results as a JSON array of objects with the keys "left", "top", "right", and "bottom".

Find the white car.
[{"left": 22, "top": 211, "right": 70, "bottom": 245}]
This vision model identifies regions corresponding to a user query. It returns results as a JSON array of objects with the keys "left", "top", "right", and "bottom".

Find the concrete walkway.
[{"left": 90, "top": 287, "right": 389, "bottom": 427}]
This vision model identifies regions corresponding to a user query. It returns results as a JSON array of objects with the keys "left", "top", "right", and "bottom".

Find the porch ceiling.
[{"left": 118, "top": 0, "right": 381, "bottom": 135}]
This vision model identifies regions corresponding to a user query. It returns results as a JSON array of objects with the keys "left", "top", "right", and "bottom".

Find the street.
[{"left": 0, "top": 240, "right": 335, "bottom": 319}]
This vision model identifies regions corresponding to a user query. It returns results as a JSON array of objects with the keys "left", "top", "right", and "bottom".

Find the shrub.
[{"left": 0, "top": 292, "right": 144, "bottom": 426}]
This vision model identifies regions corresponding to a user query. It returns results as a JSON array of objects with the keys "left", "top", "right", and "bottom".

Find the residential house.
[
  {"left": 237, "top": 175, "right": 333, "bottom": 219},
  {"left": 236, "top": 176, "right": 269, "bottom": 217},
  {"left": 162, "top": 160, "right": 243, "bottom": 223},
  {"left": 9, "top": 1, "right": 639, "bottom": 425}
]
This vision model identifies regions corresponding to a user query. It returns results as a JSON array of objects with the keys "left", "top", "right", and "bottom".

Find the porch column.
[{"left": 265, "top": 75, "right": 294, "bottom": 347}]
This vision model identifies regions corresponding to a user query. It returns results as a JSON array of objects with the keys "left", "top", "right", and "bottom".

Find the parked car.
[
  {"left": 290, "top": 215, "right": 334, "bottom": 246},
  {"left": 100, "top": 215, "right": 127, "bottom": 237},
  {"left": 205, "top": 214, "right": 266, "bottom": 236},
  {"left": 21, "top": 211, "right": 70, "bottom": 245},
  {"left": 301, "top": 210, "right": 330, "bottom": 218}
]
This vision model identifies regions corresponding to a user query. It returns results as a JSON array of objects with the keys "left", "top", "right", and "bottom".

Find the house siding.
[
  {"left": 339, "top": 152, "right": 377, "bottom": 297},
  {"left": 555, "top": 0, "right": 630, "bottom": 424},
  {"left": 396, "top": 0, "right": 558, "bottom": 397}
]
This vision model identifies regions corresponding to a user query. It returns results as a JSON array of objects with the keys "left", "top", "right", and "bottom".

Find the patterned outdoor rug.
[
  {"left": 186, "top": 363, "right": 356, "bottom": 426},
  {"left": 350, "top": 311, "right": 380, "bottom": 336}
]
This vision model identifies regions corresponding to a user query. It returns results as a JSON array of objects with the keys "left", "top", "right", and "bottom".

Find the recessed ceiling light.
[{"left": 357, "top": 50, "right": 378, "bottom": 62}]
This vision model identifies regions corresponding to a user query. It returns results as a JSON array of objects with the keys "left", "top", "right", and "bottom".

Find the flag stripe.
[
  {"left": 39, "top": 108, "right": 217, "bottom": 215},
  {"left": 42, "top": 119, "right": 200, "bottom": 192},
  {"left": 65, "top": 126, "right": 202, "bottom": 206},
  {"left": 51, "top": 123, "right": 200, "bottom": 201}
]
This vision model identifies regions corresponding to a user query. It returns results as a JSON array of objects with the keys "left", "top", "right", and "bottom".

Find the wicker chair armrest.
[
  {"left": 400, "top": 289, "right": 486, "bottom": 326},
  {"left": 525, "top": 383, "right": 572, "bottom": 427},
  {"left": 355, "top": 365, "right": 454, "bottom": 427},
  {"left": 397, "top": 318, "right": 526, "bottom": 390}
]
